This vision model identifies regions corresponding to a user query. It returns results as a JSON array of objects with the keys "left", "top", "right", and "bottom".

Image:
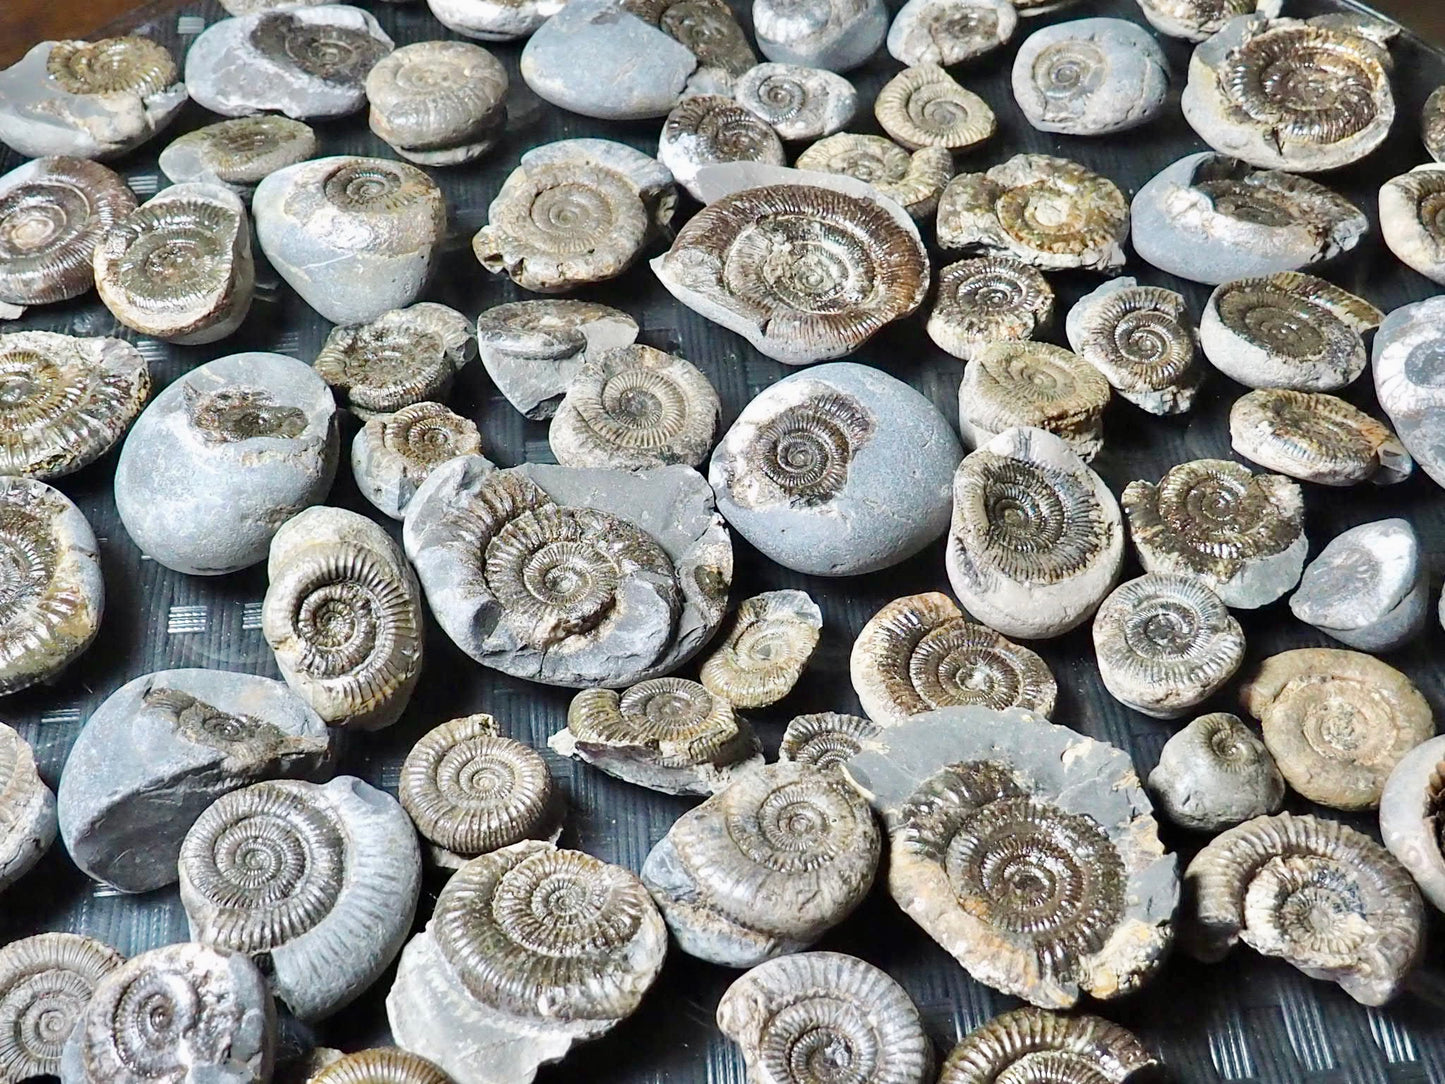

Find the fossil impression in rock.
[
  {"left": 263, "top": 506, "right": 423, "bottom": 731},
  {"left": 779, "top": 712, "right": 879, "bottom": 770},
  {"left": 59, "top": 942, "right": 276, "bottom": 1083},
  {"left": 1135, "top": 0, "right": 1279, "bottom": 41},
  {"left": 874, "top": 65, "right": 996, "bottom": 152},
  {"left": 1065, "top": 278, "right": 1201, "bottom": 415},
  {"left": 733, "top": 63, "right": 857, "bottom": 141},
  {"left": 314, "top": 303, "right": 475, "bottom": 418},
  {"left": 1230, "top": 388, "right": 1410, "bottom": 486},
  {"left": 699, "top": 590, "right": 821, "bottom": 708},
  {"left": 887, "top": 0, "right": 1016, "bottom": 66},
  {"left": 255, "top": 156, "right": 446, "bottom": 326},
  {"left": 653, "top": 179, "right": 928, "bottom": 365},
  {"left": 159, "top": 117, "right": 317, "bottom": 200},
  {"left": 851, "top": 592, "right": 1055, "bottom": 726},
  {"left": 939, "top": 1006, "right": 1158, "bottom": 1084},
  {"left": 0, "top": 722, "right": 57, "bottom": 893},
  {"left": 1182, "top": 14, "right": 1396, "bottom": 171},
  {"left": 845, "top": 707, "right": 1178, "bottom": 1008},
  {"left": 549, "top": 345, "right": 720, "bottom": 470},
  {"left": 367, "top": 41, "right": 508, "bottom": 166},
  {"left": 475, "top": 139, "right": 674, "bottom": 293},
  {"left": 1290, "top": 519, "right": 1426, "bottom": 652},
  {"left": 0, "top": 331, "right": 148, "bottom": 479},
  {"left": 717, "top": 952, "right": 933, "bottom": 1084},
  {"left": 795, "top": 133, "right": 952, "bottom": 219},
  {"left": 1148, "top": 712, "right": 1285, "bottom": 832},
  {"left": 400, "top": 713, "right": 560, "bottom": 869},
  {"left": 1185, "top": 812, "right": 1422, "bottom": 1004},
  {"left": 404, "top": 456, "right": 730, "bottom": 687},
  {"left": 1122, "top": 459, "right": 1306, "bottom": 609},
  {"left": 1092, "top": 573, "right": 1244, "bottom": 720},
  {"left": 626, "top": 0, "right": 757, "bottom": 95},
  {"left": 1375, "top": 297, "right": 1445, "bottom": 490},
  {"left": 947, "top": 427, "right": 1123, "bottom": 640},
  {"left": 1241, "top": 648, "right": 1433, "bottom": 812},
  {"left": 307, "top": 1049, "right": 456, "bottom": 1084},
  {"left": 658, "top": 95, "right": 786, "bottom": 202},
  {"left": 937, "top": 154, "right": 1128, "bottom": 272},
  {"left": 753, "top": 0, "right": 888, "bottom": 72},
  {"left": 93, "top": 183, "right": 254, "bottom": 345},
  {"left": 427, "top": 0, "right": 564, "bottom": 39},
  {"left": 1426, "top": 86, "right": 1445, "bottom": 162},
  {"left": 958, "top": 342, "right": 1110, "bottom": 460},
  {"left": 641, "top": 761, "right": 880, "bottom": 965},
  {"left": 551, "top": 678, "right": 762, "bottom": 795},
  {"left": 1380, "top": 735, "right": 1445, "bottom": 914},
  {"left": 0, "top": 932, "right": 123, "bottom": 1081},
  {"left": 1012, "top": 17, "right": 1168, "bottom": 135},
  {"left": 927, "top": 256, "right": 1052, "bottom": 362},
  {"left": 0, "top": 37, "right": 186, "bottom": 160},
  {"left": 1380, "top": 165, "right": 1445, "bottom": 285},
  {"left": 178, "top": 777, "right": 421, "bottom": 1022},
  {"left": 386, "top": 840, "right": 667, "bottom": 1084},
  {"left": 353, "top": 402, "right": 482, "bottom": 521},
  {"left": 0, "top": 477, "right": 102, "bottom": 697}
]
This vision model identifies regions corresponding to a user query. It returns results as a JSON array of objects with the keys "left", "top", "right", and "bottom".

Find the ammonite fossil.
[
  {"left": 551, "top": 677, "right": 762, "bottom": 795},
  {"left": 1121, "top": 459, "right": 1306, "bottom": 609},
  {"left": 400, "top": 714, "right": 560, "bottom": 868},
  {"left": 937, "top": 154, "right": 1129, "bottom": 273},
  {"left": 627, "top": 0, "right": 757, "bottom": 93},
  {"left": 752, "top": 0, "right": 889, "bottom": 73},
  {"left": 958, "top": 342, "right": 1111, "bottom": 460},
  {"left": 1065, "top": 278, "right": 1202, "bottom": 415},
  {"left": 62, "top": 942, "right": 276, "bottom": 1083},
  {"left": 939, "top": 1007, "right": 1158, "bottom": 1084},
  {"left": 874, "top": 65, "right": 995, "bottom": 152},
  {"left": 1181, "top": 14, "right": 1396, "bottom": 171},
  {"left": 778, "top": 712, "right": 879, "bottom": 771},
  {"left": 1374, "top": 296, "right": 1445, "bottom": 490},
  {"left": 654, "top": 180, "right": 929, "bottom": 365},
  {"left": 850, "top": 592, "right": 1056, "bottom": 725},
  {"left": 549, "top": 344, "right": 721, "bottom": 470},
  {"left": 262, "top": 506, "right": 424, "bottom": 731},
  {"left": 314, "top": 303, "right": 475, "bottom": 418},
  {"left": 699, "top": 590, "right": 822, "bottom": 708},
  {"left": 1379, "top": 734, "right": 1445, "bottom": 914},
  {"left": 733, "top": 62, "right": 858, "bottom": 141},
  {"left": 353, "top": 402, "right": 483, "bottom": 521},
  {"left": 1185, "top": 812, "right": 1423, "bottom": 1005},
  {"left": 158, "top": 117, "right": 317, "bottom": 198},
  {"left": 716, "top": 952, "right": 933, "bottom": 1084},
  {"left": 0, "top": 157, "right": 136, "bottom": 309},
  {"left": 1148, "top": 712, "right": 1286, "bottom": 832},
  {"left": 641, "top": 761, "right": 881, "bottom": 966},
  {"left": 1240, "top": 648, "right": 1433, "bottom": 812},
  {"left": 658, "top": 95, "right": 786, "bottom": 202},
  {"left": 93, "top": 183, "right": 254, "bottom": 345},
  {"left": 1229, "top": 388, "right": 1410, "bottom": 486},
  {"left": 475, "top": 139, "right": 675, "bottom": 293},
  {"left": 366, "top": 41, "right": 509, "bottom": 166},
  {"left": 1380, "top": 164, "right": 1445, "bottom": 285},
  {"left": 927, "top": 256, "right": 1053, "bottom": 362},
  {"left": 1135, "top": 0, "right": 1279, "bottom": 41},
  {"left": 795, "top": 133, "right": 953, "bottom": 220},
  {"left": 947, "top": 426, "right": 1123, "bottom": 640},
  {"left": 887, "top": 0, "right": 1016, "bottom": 67},
  {"left": 308, "top": 1049, "right": 455, "bottom": 1084},
  {"left": 426, "top": 0, "right": 565, "bottom": 40},
  {"left": 1091, "top": 573, "right": 1245, "bottom": 720},
  {"left": 0, "top": 932, "right": 122, "bottom": 1081},
  {"left": 0, "top": 722, "right": 57, "bottom": 892},
  {"left": 845, "top": 707, "right": 1178, "bottom": 1009},
  {"left": 1425, "top": 85, "right": 1445, "bottom": 162},
  {"left": 1290, "top": 518, "right": 1427, "bottom": 653},
  {"left": 1011, "top": 17, "right": 1169, "bottom": 136}
]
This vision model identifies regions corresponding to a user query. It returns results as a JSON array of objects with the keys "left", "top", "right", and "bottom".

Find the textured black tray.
[{"left": 5, "top": 0, "right": 1445, "bottom": 1079}]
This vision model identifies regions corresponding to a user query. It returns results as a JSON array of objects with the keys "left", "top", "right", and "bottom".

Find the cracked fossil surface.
[
  {"left": 1065, "top": 277, "right": 1202, "bottom": 416},
  {"left": 1148, "top": 712, "right": 1285, "bottom": 833},
  {"left": 732, "top": 62, "right": 858, "bottom": 141},
  {"left": 886, "top": 0, "right": 1016, "bottom": 67},
  {"left": 1229, "top": 388, "right": 1411, "bottom": 486},
  {"left": 158, "top": 117, "right": 317, "bottom": 200},
  {"left": 1011, "top": 17, "right": 1169, "bottom": 136},
  {"left": 958, "top": 341, "right": 1111, "bottom": 460},
  {"left": 1290, "top": 518, "right": 1427, "bottom": 652}
]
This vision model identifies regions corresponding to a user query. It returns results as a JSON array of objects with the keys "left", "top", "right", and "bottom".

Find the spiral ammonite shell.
[
  {"left": 716, "top": 951, "right": 933, "bottom": 1084},
  {"left": 46, "top": 36, "right": 177, "bottom": 97},
  {"left": 1230, "top": 387, "right": 1410, "bottom": 486},
  {"left": 795, "top": 134, "right": 953, "bottom": 220},
  {"left": 733, "top": 63, "right": 858, "bottom": 142},
  {"left": 0, "top": 721, "right": 57, "bottom": 891},
  {"left": 159, "top": 116, "right": 317, "bottom": 192},
  {"left": 1425, "top": 86, "right": 1445, "bottom": 163},
  {"left": 1136, "top": 0, "right": 1271, "bottom": 41},
  {"left": 729, "top": 389, "right": 875, "bottom": 508},
  {"left": 1185, "top": 812, "right": 1423, "bottom": 1005},
  {"left": 628, "top": 0, "right": 756, "bottom": 86},
  {"left": 1066, "top": 279, "right": 1201, "bottom": 415},
  {"left": 366, "top": 41, "right": 508, "bottom": 165},
  {"left": 700, "top": 590, "right": 822, "bottom": 709},
  {"left": 886, "top": 0, "right": 1017, "bottom": 67},
  {"left": 658, "top": 95, "right": 786, "bottom": 201},
  {"left": 959, "top": 341, "right": 1111, "bottom": 460},
  {"left": 1012, "top": 17, "right": 1169, "bottom": 137},
  {"left": 927, "top": 256, "right": 1052, "bottom": 362},
  {"left": 250, "top": 11, "right": 391, "bottom": 84},
  {"left": 184, "top": 384, "right": 308, "bottom": 445},
  {"left": 309, "top": 1048, "right": 455, "bottom": 1084},
  {"left": 1148, "top": 712, "right": 1285, "bottom": 832},
  {"left": 0, "top": 932, "right": 123, "bottom": 1081},
  {"left": 779, "top": 712, "right": 879, "bottom": 771},
  {"left": 1380, "top": 165, "right": 1445, "bottom": 285},
  {"left": 317, "top": 158, "right": 439, "bottom": 223},
  {"left": 939, "top": 1007, "right": 1157, "bottom": 1084},
  {"left": 874, "top": 65, "right": 996, "bottom": 152},
  {"left": 353, "top": 402, "right": 483, "bottom": 521},
  {"left": 314, "top": 303, "right": 474, "bottom": 418}
]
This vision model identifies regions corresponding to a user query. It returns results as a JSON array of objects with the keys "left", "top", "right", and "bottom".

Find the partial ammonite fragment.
[
  {"left": 1011, "top": 17, "right": 1168, "bottom": 136},
  {"left": 313, "top": 303, "right": 474, "bottom": 419},
  {"left": 1380, "top": 164, "right": 1445, "bottom": 284},
  {"left": 627, "top": 0, "right": 757, "bottom": 95},
  {"left": 733, "top": 63, "right": 857, "bottom": 141},
  {"left": 1375, "top": 297, "right": 1445, "bottom": 489},
  {"left": 658, "top": 95, "right": 785, "bottom": 202},
  {"left": 779, "top": 712, "right": 879, "bottom": 770},
  {"left": 1380, "top": 734, "right": 1445, "bottom": 913},
  {"left": 307, "top": 1049, "right": 455, "bottom": 1084},
  {"left": 796, "top": 133, "right": 952, "bottom": 219},
  {"left": 939, "top": 1007, "right": 1158, "bottom": 1084},
  {"left": 958, "top": 342, "right": 1110, "bottom": 460},
  {"left": 0, "top": 933, "right": 122, "bottom": 1081},
  {"left": 887, "top": 0, "right": 1016, "bottom": 66},
  {"left": 1230, "top": 388, "right": 1410, "bottom": 486},
  {"left": 1066, "top": 278, "right": 1202, "bottom": 415},
  {"left": 874, "top": 65, "right": 996, "bottom": 152},
  {"left": 1425, "top": 85, "right": 1445, "bottom": 162},
  {"left": 366, "top": 41, "right": 508, "bottom": 166},
  {"left": 1148, "top": 713, "right": 1285, "bottom": 832},
  {"left": 158, "top": 117, "right": 317, "bottom": 200},
  {"left": 1290, "top": 519, "right": 1427, "bottom": 652},
  {"left": 0, "top": 723, "right": 58, "bottom": 892},
  {"left": 927, "top": 256, "right": 1052, "bottom": 362}
]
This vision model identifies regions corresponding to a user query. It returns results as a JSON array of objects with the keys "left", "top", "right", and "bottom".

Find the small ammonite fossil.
[
  {"left": 939, "top": 1007, "right": 1158, "bottom": 1084},
  {"left": 851, "top": 592, "right": 1056, "bottom": 725},
  {"left": 887, "top": 0, "right": 1016, "bottom": 67},
  {"left": 0, "top": 932, "right": 123, "bottom": 1081},
  {"left": 400, "top": 714, "right": 560, "bottom": 869},
  {"left": 313, "top": 303, "right": 475, "bottom": 418},
  {"left": 732, "top": 62, "right": 857, "bottom": 141},
  {"left": 1148, "top": 712, "right": 1285, "bottom": 832},
  {"left": 699, "top": 590, "right": 822, "bottom": 708},
  {"left": 1229, "top": 388, "right": 1411, "bottom": 486},
  {"left": 716, "top": 952, "right": 934, "bottom": 1084},
  {"left": 958, "top": 341, "right": 1111, "bottom": 461},
  {"left": 1380, "top": 165, "right": 1445, "bottom": 285},
  {"left": 308, "top": 1049, "right": 455, "bottom": 1084},
  {"left": 641, "top": 760, "right": 881, "bottom": 966},
  {"left": 159, "top": 117, "right": 317, "bottom": 199},
  {"left": 1379, "top": 734, "right": 1445, "bottom": 914},
  {"left": 1374, "top": 297, "right": 1445, "bottom": 491},
  {"left": 1240, "top": 648, "right": 1433, "bottom": 812},
  {"left": 658, "top": 95, "right": 786, "bottom": 202},
  {"left": 1291, "top": 518, "right": 1427, "bottom": 653},
  {"left": 1135, "top": 0, "right": 1279, "bottom": 42},
  {"left": 1092, "top": 573, "right": 1245, "bottom": 720},
  {"left": 947, "top": 426, "right": 1123, "bottom": 640},
  {"left": 1182, "top": 14, "right": 1397, "bottom": 172},
  {"left": 1122, "top": 459, "right": 1306, "bottom": 610},
  {"left": 1185, "top": 812, "right": 1423, "bottom": 1005},
  {"left": 1425, "top": 85, "right": 1445, "bottom": 162},
  {"left": 0, "top": 331, "right": 149, "bottom": 479},
  {"left": 366, "top": 41, "right": 509, "bottom": 167},
  {"left": 927, "top": 256, "right": 1052, "bottom": 362},
  {"left": 1011, "top": 17, "right": 1169, "bottom": 136},
  {"left": 551, "top": 677, "right": 762, "bottom": 795},
  {"left": 937, "top": 154, "right": 1129, "bottom": 273},
  {"left": 874, "top": 65, "right": 996, "bottom": 152},
  {"left": 549, "top": 344, "right": 721, "bottom": 470},
  {"left": 845, "top": 707, "right": 1179, "bottom": 1009},
  {"left": 752, "top": 0, "right": 889, "bottom": 73},
  {"left": 778, "top": 712, "right": 879, "bottom": 770},
  {"left": 353, "top": 402, "right": 483, "bottom": 521},
  {"left": 795, "top": 133, "right": 953, "bottom": 219},
  {"left": 0, "top": 722, "right": 57, "bottom": 893},
  {"left": 1065, "top": 277, "right": 1202, "bottom": 416},
  {"left": 0, "top": 157, "right": 136, "bottom": 310}
]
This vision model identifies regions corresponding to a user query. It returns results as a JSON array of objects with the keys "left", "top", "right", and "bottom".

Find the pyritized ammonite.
[
  {"left": 1066, "top": 277, "right": 1202, "bottom": 415},
  {"left": 927, "top": 256, "right": 1052, "bottom": 362},
  {"left": 886, "top": 0, "right": 1017, "bottom": 67},
  {"left": 1230, "top": 387, "right": 1411, "bottom": 486},
  {"left": 1380, "top": 164, "right": 1445, "bottom": 286},
  {"left": 0, "top": 932, "right": 123, "bottom": 1081},
  {"left": 958, "top": 341, "right": 1111, "bottom": 461},
  {"left": 0, "top": 721, "right": 57, "bottom": 892},
  {"left": 939, "top": 1007, "right": 1158, "bottom": 1084},
  {"left": 353, "top": 401, "right": 483, "bottom": 521},
  {"left": 795, "top": 133, "right": 953, "bottom": 220},
  {"left": 313, "top": 302, "right": 475, "bottom": 418},
  {"left": 366, "top": 40, "right": 509, "bottom": 166},
  {"left": 732, "top": 62, "right": 858, "bottom": 142},
  {"left": 699, "top": 590, "right": 822, "bottom": 709},
  {"left": 158, "top": 116, "right": 317, "bottom": 196},
  {"left": 874, "top": 64, "right": 996, "bottom": 152},
  {"left": 657, "top": 94, "right": 786, "bottom": 202},
  {"left": 309, "top": 1049, "right": 455, "bottom": 1084},
  {"left": 779, "top": 712, "right": 880, "bottom": 771}
]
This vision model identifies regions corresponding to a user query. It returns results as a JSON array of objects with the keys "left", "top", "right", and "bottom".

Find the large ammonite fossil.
[
  {"left": 352, "top": 401, "right": 483, "bottom": 521},
  {"left": 927, "top": 255, "right": 1052, "bottom": 362},
  {"left": 0, "top": 932, "right": 123, "bottom": 1081},
  {"left": 1379, "top": 734, "right": 1445, "bottom": 914},
  {"left": 657, "top": 95, "right": 786, "bottom": 202},
  {"left": 1065, "top": 278, "right": 1202, "bottom": 416},
  {"left": 716, "top": 951, "right": 934, "bottom": 1084},
  {"left": 308, "top": 1048, "right": 455, "bottom": 1084},
  {"left": 958, "top": 341, "right": 1111, "bottom": 461},
  {"left": 365, "top": 40, "right": 509, "bottom": 166},
  {"left": 887, "top": 0, "right": 1017, "bottom": 67},
  {"left": 0, "top": 722, "right": 57, "bottom": 892},
  {"left": 733, "top": 62, "right": 858, "bottom": 142},
  {"left": 314, "top": 302, "right": 474, "bottom": 419},
  {"left": 850, "top": 592, "right": 1055, "bottom": 725},
  {"left": 1185, "top": 812, "right": 1423, "bottom": 1005},
  {"left": 939, "top": 1007, "right": 1158, "bottom": 1084},
  {"left": 158, "top": 116, "right": 317, "bottom": 195},
  {"left": 874, "top": 64, "right": 996, "bottom": 152},
  {"left": 795, "top": 133, "right": 953, "bottom": 219},
  {"left": 641, "top": 761, "right": 881, "bottom": 967},
  {"left": 778, "top": 711, "right": 879, "bottom": 771},
  {"left": 699, "top": 589, "right": 822, "bottom": 709},
  {"left": 652, "top": 181, "right": 929, "bottom": 365},
  {"left": 1380, "top": 164, "right": 1445, "bottom": 286},
  {"left": 844, "top": 706, "right": 1178, "bottom": 1009},
  {"left": 1229, "top": 387, "right": 1411, "bottom": 486},
  {"left": 1181, "top": 14, "right": 1396, "bottom": 171}
]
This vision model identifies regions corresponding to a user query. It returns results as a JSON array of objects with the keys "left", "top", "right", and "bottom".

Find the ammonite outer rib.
[
  {"left": 1011, "top": 17, "right": 1169, "bottom": 136},
  {"left": 844, "top": 707, "right": 1178, "bottom": 1009},
  {"left": 313, "top": 303, "right": 475, "bottom": 418},
  {"left": 958, "top": 342, "right": 1111, "bottom": 461},
  {"left": 1230, "top": 388, "right": 1410, "bottom": 486},
  {"left": 850, "top": 592, "right": 1056, "bottom": 725},
  {"left": 1148, "top": 712, "right": 1286, "bottom": 832},
  {"left": 940, "top": 1007, "right": 1157, "bottom": 1084},
  {"left": 1290, "top": 518, "right": 1427, "bottom": 653},
  {"left": 1121, "top": 459, "right": 1306, "bottom": 610},
  {"left": 699, "top": 590, "right": 822, "bottom": 708},
  {"left": 158, "top": 117, "right": 317, "bottom": 196},
  {"left": 1425, "top": 85, "right": 1445, "bottom": 162},
  {"left": 927, "top": 256, "right": 1052, "bottom": 362},
  {"left": 1092, "top": 573, "right": 1245, "bottom": 720},
  {"left": 365, "top": 41, "right": 508, "bottom": 166},
  {"left": 795, "top": 133, "right": 953, "bottom": 219},
  {"left": 874, "top": 65, "right": 996, "bottom": 152},
  {"left": 308, "top": 1048, "right": 455, "bottom": 1084},
  {"left": 886, "top": 0, "right": 1016, "bottom": 67},
  {"left": 0, "top": 721, "right": 57, "bottom": 891},
  {"left": 732, "top": 63, "right": 858, "bottom": 142},
  {"left": 752, "top": 0, "right": 889, "bottom": 73},
  {"left": 778, "top": 712, "right": 879, "bottom": 770},
  {"left": 716, "top": 951, "right": 933, "bottom": 1084},
  {"left": 657, "top": 95, "right": 786, "bottom": 202},
  {"left": 1185, "top": 812, "right": 1423, "bottom": 1005},
  {"left": 1240, "top": 648, "right": 1433, "bottom": 812},
  {"left": 0, "top": 932, "right": 123, "bottom": 1081},
  {"left": 1379, "top": 734, "right": 1445, "bottom": 913},
  {"left": 1065, "top": 277, "right": 1201, "bottom": 416},
  {"left": 353, "top": 402, "right": 483, "bottom": 521},
  {"left": 641, "top": 761, "right": 881, "bottom": 966},
  {"left": 1380, "top": 165, "right": 1445, "bottom": 285}
]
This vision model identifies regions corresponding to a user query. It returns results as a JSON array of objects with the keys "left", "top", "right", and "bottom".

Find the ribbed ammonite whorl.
[
  {"left": 875, "top": 64, "right": 996, "bottom": 152},
  {"left": 309, "top": 1048, "right": 455, "bottom": 1084},
  {"left": 778, "top": 712, "right": 879, "bottom": 771},
  {"left": 0, "top": 932, "right": 123, "bottom": 1081},
  {"left": 250, "top": 11, "right": 391, "bottom": 83},
  {"left": 939, "top": 1006, "right": 1158, "bottom": 1084},
  {"left": 699, "top": 590, "right": 822, "bottom": 709},
  {"left": 927, "top": 255, "right": 1052, "bottom": 361},
  {"left": 46, "top": 36, "right": 177, "bottom": 97}
]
